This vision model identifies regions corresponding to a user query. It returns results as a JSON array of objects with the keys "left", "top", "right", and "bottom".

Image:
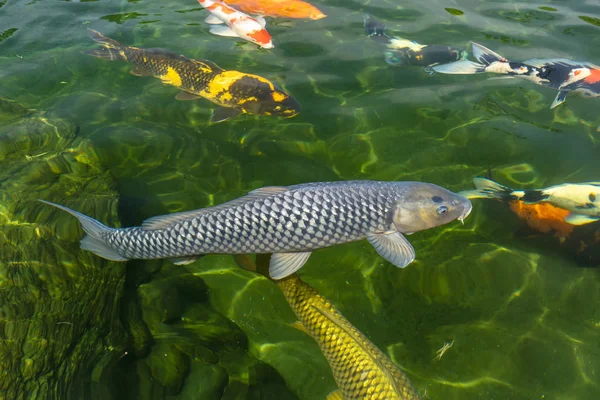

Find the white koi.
[{"left": 197, "top": 0, "right": 274, "bottom": 49}]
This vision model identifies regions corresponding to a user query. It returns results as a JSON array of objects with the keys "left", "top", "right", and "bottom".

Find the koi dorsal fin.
[{"left": 141, "top": 186, "right": 289, "bottom": 230}]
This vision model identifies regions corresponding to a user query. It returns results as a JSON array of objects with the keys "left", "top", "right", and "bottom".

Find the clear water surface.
[{"left": 1, "top": 0, "right": 600, "bottom": 399}]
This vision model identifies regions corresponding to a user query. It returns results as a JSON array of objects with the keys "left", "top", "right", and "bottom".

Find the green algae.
[{"left": 0, "top": 99, "right": 128, "bottom": 399}]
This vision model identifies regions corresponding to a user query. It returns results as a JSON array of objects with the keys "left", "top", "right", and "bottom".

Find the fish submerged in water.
[
  {"left": 364, "top": 15, "right": 467, "bottom": 70},
  {"left": 198, "top": 0, "right": 274, "bottom": 49},
  {"left": 278, "top": 273, "right": 421, "bottom": 399},
  {"left": 224, "top": 0, "right": 326, "bottom": 20},
  {"left": 461, "top": 177, "right": 600, "bottom": 226},
  {"left": 433, "top": 42, "right": 600, "bottom": 108},
  {"left": 86, "top": 29, "right": 299, "bottom": 122},
  {"left": 40, "top": 181, "right": 472, "bottom": 279}
]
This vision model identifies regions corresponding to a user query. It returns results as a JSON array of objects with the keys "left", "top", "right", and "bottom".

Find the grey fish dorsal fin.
[{"left": 141, "top": 186, "right": 290, "bottom": 230}]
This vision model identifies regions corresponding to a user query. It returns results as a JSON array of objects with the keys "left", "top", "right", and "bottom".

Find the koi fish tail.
[
  {"left": 459, "top": 177, "right": 522, "bottom": 201},
  {"left": 86, "top": 29, "right": 128, "bottom": 61},
  {"left": 364, "top": 14, "right": 392, "bottom": 43},
  {"left": 432, "top": 60, "right": 487, "bottom": 74},
  {"left": 38, "top": 200, "right": 129, "bottom": 262}
]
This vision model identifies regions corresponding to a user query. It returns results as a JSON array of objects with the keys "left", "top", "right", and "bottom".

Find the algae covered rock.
[{"left": 0, "top": 100, "right": 128, "bottom": 399}]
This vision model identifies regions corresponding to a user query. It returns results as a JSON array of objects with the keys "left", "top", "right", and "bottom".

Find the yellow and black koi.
[
  {"left": 86, "top": 29, "right": 300, "bottom": 122},
  {"left": 278, "top": 273, "right": 421, "bottom": 400}
]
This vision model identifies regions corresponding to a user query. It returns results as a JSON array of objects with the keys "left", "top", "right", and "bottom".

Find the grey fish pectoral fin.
[
  {"left": 269, "top": 252, "right": 312, "bottom": 280},
  {"left": 550, "top": 90, "right": 569, "bottom": 109},
  {"left": 366, "top": 231, "right": 415, "bottom": 268},
  {"left": 170, "top": 255, "right": 203, "bottom": 265},
  {"left": 175, "top": 91, "right": 202, "bottom": 101},
  {"left": 210, "top": 107, "right": 241, "bottom": 123},
  {"left": 564, "top": 213, "right": 600, "bottom": 226},
  {"left": 38, "top": 199, "right": 128, "bottom": 262}
]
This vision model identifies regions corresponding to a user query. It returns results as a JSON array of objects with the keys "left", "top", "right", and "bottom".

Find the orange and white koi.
[
  {"left": 224, "top": 0, "right": 326, "bottom": 20},
  {"left": 197, "top": 0, "right": 274, "bottom": 49}
]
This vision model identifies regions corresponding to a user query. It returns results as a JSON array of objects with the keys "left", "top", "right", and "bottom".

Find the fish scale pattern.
[
  {"left": 124, "top": 47, "right": 220, "bottom": 92},
  {"left": 278, "top": 274, "right": 420, "bottom": 400},
  {"left": 102, "top": 181, "right": 405, "bottom": 259}
]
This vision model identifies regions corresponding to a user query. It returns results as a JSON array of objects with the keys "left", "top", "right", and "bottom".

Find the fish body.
[
  {"left": 224, "top": 0, "right": 326, "bottom": 20},
  {"left": 460, "top": 177, "right": 600, "bottom": 226},
  {"left": 277, "top": 274, "right": 421, "bottom": 400},
  {"left": 86, "top": 30, "right": 299, "bottom": 122},
  {"left": 41, "top": 181, "right": 471, "bottom": 279},
  {"left": 364, "top": 15, "right": 467, "bottom": 68},
  {"left": 198, "top": 0, "right": 274, "bottom": 48},
  {"left": 508, "top": 202, "right": 574, "bottom": 239},
  {"left": 433, "top": 42, "right": 600, "bottom": 108}
]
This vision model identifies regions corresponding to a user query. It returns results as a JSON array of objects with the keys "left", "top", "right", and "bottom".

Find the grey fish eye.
[{"left": 437, "top": 206, "right": 448, "bottom": 215}]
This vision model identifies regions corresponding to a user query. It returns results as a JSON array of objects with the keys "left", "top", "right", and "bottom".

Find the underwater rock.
[{"left": 0, "top": 103, "right": 128, "bottom": 399}]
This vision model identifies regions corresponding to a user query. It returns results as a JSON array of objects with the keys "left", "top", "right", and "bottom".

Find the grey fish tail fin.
[
  {"left": 364, "top": 14, "right": 391, "bottom": 42},
  {"left": 86, "top": 29, "right": 127, "bottom": 61},
  {"left": 459, "top": 177, "right": 517, "bottom": 200},
  {"left": 432, "top": 60, "right": 487, "bottom": 74},
  {"left": 38, "top": 200, "right": 128, "bottom": 261}
]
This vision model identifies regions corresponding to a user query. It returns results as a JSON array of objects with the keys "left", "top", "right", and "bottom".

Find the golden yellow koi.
[{"left": 277, "top": 274, "right": 421, "bottom": 400}]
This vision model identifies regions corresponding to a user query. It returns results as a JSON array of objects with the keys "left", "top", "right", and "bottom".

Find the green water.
[{"left": 1, "top": 0, "right": 600, "bottom": 399}]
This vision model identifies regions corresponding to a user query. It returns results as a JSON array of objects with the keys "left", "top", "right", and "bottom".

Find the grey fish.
[{"left": 40, "top": 181, "right": 472, "bottom": 279}]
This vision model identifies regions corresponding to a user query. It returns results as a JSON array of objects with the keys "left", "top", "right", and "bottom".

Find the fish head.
[
  {"left": 244, "top": 26, "right": 274, "bottom": 48},
  {"left": 392, "top": 183, "right": 473, "bottom": 233},
  {"left": 248, "top": 88, "right": 301, "bottom": 118}
]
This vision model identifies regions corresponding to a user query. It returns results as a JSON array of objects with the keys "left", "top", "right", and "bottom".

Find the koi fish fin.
[
  {"left": 470, "top": 42, "right": 506, "bottom": 65},
  {"left": 564, "top": 213, "right": 600, "bottom": 226},
  {"left": 290, "top": 321, "right": 309, "bottom": 335},
  {"left": 232, "top": 254, "right": 257, "bottom": 272},
  {"left": 384, "top": 50, "right": 408, "bottom": 66},
  {"left": 175, "top": 91, "right": 202, "bottom": 101},
  {"left": 459, "top": 177, "right": 518, "bottom": 200},
  {"left": 269, "top": 252, "right": 312, "bottom": 280},
  {"left": 87, "top": 29, "right": 123, "bottom": 49},
  {"left": 170, "top": 256, "right": 203, "bottom": 265},
  {"left": 550, "top": 90, "right": 568, "bottom": 109},
  {"left": 204, "top": 15, "right": 224, "bottom": 25},
  {"left": 254, "top": 15, "right": 267, "bottom": 27},
  {"left": 38, "top": 200, "right": 128, "bottom": 262},
  {"left": 326, "top": 390, "right": 344, "bottom": 400},
  {"left": 130, "top": 66, "right": 153, "bottom": 77},
  {"left": 364, "top": 14, "right": 388, "bottom": 38},
  {"left": 208, "top": 25, "right": 240, "bottom": 38},
  {"left": 367, "top": 231, "right": 415, "bottom": 268},
  {"left": 432, "top": 60, "right": 487, "bottom": 74},
  {"left": 210, "top": 107, "right": 241, "bottom": 123}
]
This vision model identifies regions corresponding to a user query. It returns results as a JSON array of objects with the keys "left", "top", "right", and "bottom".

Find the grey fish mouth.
[{"left": 458, "top": 203, "right": 473, "bottom": 224}]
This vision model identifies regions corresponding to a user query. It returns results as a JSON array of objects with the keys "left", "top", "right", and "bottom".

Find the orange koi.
[{"left": 224, "top": 0, "right": 326, "bottom": 20}]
